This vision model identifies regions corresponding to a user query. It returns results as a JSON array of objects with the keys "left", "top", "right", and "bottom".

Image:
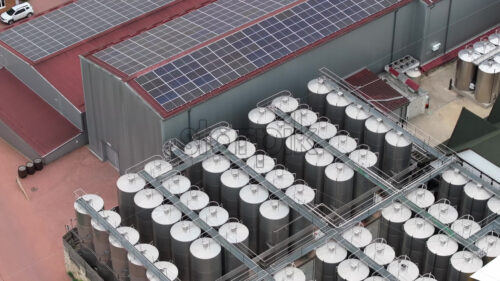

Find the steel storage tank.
[
  {"left": 326, "top": 91, "right": 352, "bottom": 129},
  {"left": 248, "top": 107, "right": 276, "bottom": 149},
  {"left": 161, "top": 174, "right": 191, "bottom": 197},
  {"left": 274, "top": 266, "right": 306, "bottom": 281},
  {"left": 285, "top": 134, "right": 314, "bottom": 179},
  {"left": 199, "top": 205, "right": 229, "bottom": 229},
  {"left": 380, "top": 202, "right": 412, "bottom": 254},
  {"left": 310, "top": 121, "right": 338, "bottom": 141},
  {"left": 364, "top": 117, "right": 390, "bottom": 163},
  {"left": 473, "top": 40, "right": 496, "bottom": 54},
  {"left": 460, "top": 181, "right": 492, "bottom": 221},
  {"left": 74, "top": 194, "right": 104, "bottom": 249},
  {"left": 144, "top": 160, "right": 172, "bottom": 178},
  {"left": 117, "top": 174, "right": 146, "bottom": 226},
  {"left": 349, "top": 149, "right": 378, "bottom": 198},
  {"left": 342, "top": 225, "right": 373, "bottom": 249},
  {"left": 337, "top": 259, "right": 369, "bottom": 281},
  {"left": 184, "top": 140, "right": 210, "bottom": 185},
  {"left": 455, "top": 48, "right": 481, "bottom": 91},
  {"left": 258, "top": 200, "right": 290, "bottom": 253},
  {"left": 202, "top": 155, "right": 230, "bottom": 201},
  {"left": 406, "top": 188, "right": 435, "bottom": 209},
  {"left": 314, "top": 240, "right": 347, "bottom": 281},
  {"left": 414, "top": 275, "right": 438, "bottom": 281},
  {"left": 246, "top": 154, "right": 276, "bottom": 175},
  {"left": 363, "top": 240, "right": 396, "bottom": 266},
  {"left": 448, "top": 251, "right": 483, "bottom": 281},
  {"left": 486, "top": 196, "right": 500, "bottom": 220},
  {"left": 329, "top": 134, "right": 358, "bottom": 154},
  {"left": 109, "top": 227, "right": 140, "bottom": 281},
  {"left": 401, "top": 218, "right": 435, "bottom": 269},
  {"left": 265, "top": 168, "right": 295, "bottom": 191},
  {"left": 304, "top": 148, "right": 334, "bottom": 203},
  {"left": 387, "top": 257, "right": 420, "bottom": 281},
  {"left": 438, "top": 168, "right": 468, "bottom": 207},
  {"left": 308, "top": 77, "right": 337, "bottom": 114},
  {"left": 286, "top": 184, "right": 315, "bottom": 235},
  {"left": 239, "top": 184, "right": 269, "bottom": 253},
  {"left": 291, "top": 108, "right": 318, "bottom": 127},
  {"left": 323, "top": 163, "right": 354, "bottom": 209},
  {"left": 218, "top": 222, "right": 249, "bottom": 273},
  {"left": 427, "top": 201, "right": 459, "bottom": 225},
  {"left": 451, "top": 218, "right": 481, "bottom": 239},
  {"left": 344, "top": 104, "right": 371, "bottom": 143},
  {"left": 272, "top": 95, "right": 299, "bottom": 113},
  {"left": 189, "top": 238, "right": 222, "bottom": 281},
  {"left": 134, "top": 189, "right": 163, "bottom": 243},
  {"left": 489, "top": 32, "right": 500, "bottom": 46},
  {"left": 475, "top": 235, "right": 500, "bottom": 264},
  {"left": 179, "top": 190, "right": 209, "bottom": 212},
  {"left": 151, "top": 204, "right": 182, "bottom": 260},
  {"left": 228, "top": 139, "right": 256, "bottom": 160},
  {"left": 220, "top": 168, "right": 250, "bottom": 217},
  {"left": 210, "top": 126, "right": 237, "bottom": 145},
  {"left": 363, "top": 277, "right": 385, "bottom": 281},
  {"left": 146, "top": 261, "right": 178, "bottom": 281},
  {"left": 127, "top": 244, "right": 159, "bottom": 281},
  {"left": 382, "top": 130, "right": 412, "bottom": 175},
  {"left": 266, "top": 120, "right": 294, "bottom": 164},
  {"left": 91, "top": 210, "right": 122, "bottom": 266},
  {"left": 170, "top": 221, "right": 201, "bottom": 281},
  {"left": 475, "top": 60, "right": 500, "bottom": 104},
  {"left": 423, "top": 234, "right": 458, "bottom": 281}
]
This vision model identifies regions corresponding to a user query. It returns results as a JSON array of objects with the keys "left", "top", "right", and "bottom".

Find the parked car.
[{"left": 1, "top": 3, "right": 34, "bottom": 25}]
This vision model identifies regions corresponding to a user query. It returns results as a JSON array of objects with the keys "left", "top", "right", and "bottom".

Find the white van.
[{"left": 1, "top": 3, "right": 34, "bottom": 25}]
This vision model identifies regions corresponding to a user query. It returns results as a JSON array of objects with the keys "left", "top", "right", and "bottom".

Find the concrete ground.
[{"left": 0, "top": 138, "right": 117, "bottom": 281}]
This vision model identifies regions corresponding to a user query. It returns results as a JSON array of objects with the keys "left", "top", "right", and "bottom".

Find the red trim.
[
  {"left": 388, "top": 67, "right": 400, "bottom": 77},
  {"left": 405, "top": 79, "right": 419, "bottom": 92}
]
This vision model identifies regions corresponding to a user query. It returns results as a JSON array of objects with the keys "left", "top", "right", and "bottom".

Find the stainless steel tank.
[
  {"left": 344, "top": 104, "right": 371, "bottom": 143},
  {"left": 323, "top": 163, "right": 354, "bottom": 209},
  {"left": 218, "top": 222, "right": 249, "bottom": 273},
  {"left": 74, "top": 194, "right": 104, "bottom": 249},
  {"left": 326, "top": 90, "right": 352, "bottom": 129},
  {"left": 246, "top": 154, "right": 275, "bottom": 175},
  {"left": 274, "top": 266, "right": 306, "bottom": 281},
  {"left": 272, "top": 95, "right": 299, "bottom": 113},
  {"left": 448, "top": 251, "right": 483, "bottom": 281},
  {"left": 475, "top": 235, "right": 500, "bottom": 264},
  {"left": 337, "top": 259, "right": 369, "bottom": 281},
  {"left": 127, "top": 244, "right": 159, "bottom": 281},
  {"left": 489, "top": 32, "right": 500, "bottom": 46},
  {"left": 455, "top": 48, "right": 481, "bottom": 91},
  {"left": 427, "top": 201, "right": 459, "bottom": 225},
  {"left": 228, "top": 139, "right": 256, "bottom": 160},
  {"left": 382, "top": 130, "right": 412, "bottom": 175},
  {"left": 134, "top": 189, "right": 163, "bottom": 243},
  {"left": 451, "top": 218, "right": 481, "bottom": 239},
  {"left": 239, "top": 184, "right": 269, "bottom": 253},
  {"left": 144, "top": 160, "right": 172, "bottom": 178},
  {"left": 349, "top": 149, "right": 378, "bottom": 198},
  {"left": 117, "top": 173, "right": 146, "bottom": 226},
  {"left": 387, "top": 257, "right": 420, "bottom": 281},
  {"left": 265, "top": 168, "right": 295, "bottom": 191},
  {"left": 329, "top": 134, "right": 357, "bottom": 154},
  {"left": 304, "top": 148, "right": 334, "bottom": 203},
  {"left": 220, "top": 168, "right": 250, "bottom": 218},
  {"left": 286, "top": 184, "right": 315, "bottom": 235},
  {"left": 146, "top": 261, "right": 178, "bottom": 281},
  {"left": 438, "top": 168, "right": 468, "bottom": 207},
  {"left": 291, "top": 108, "right": 318, "bottom": 127},
  {"left": 475, "top": 60, "right": 500, "bottom": 104},
  {"left": 486, "top": 196, "right": 500, "bottom": 220},
  {"left": 184, "top": 140, "right": 210, "bottom": 185},
  {"left": 199, "top": 205, "right": 229, "bottom": 229},
  {"left": 364, "top": 117, "right": 390, "bottom": 164},
  {"left": 170, "top": 221, "right": 201, "bottom": 281},
  {"left": 161, "top": 174, "right": 191, "bottom": 197},
  {"left": 109, "top": 226, "right": 140, "bottom": 281},
  {"left": 151, "top": 204, "right": 182, "bottom": 260},
  {"left": 406, "top": 188, "right": 435, "bottom": 209},
  {"left": 179, "top": 190, "right": 209, "bottom": 212},
  {"left": 314, "top": 239, "right": 347, "bottom": 281},
  {"left": 424, "top": 234, "right": 458, "bottom": 281},
  {"left": 285, "top": 134, "right": 314, "bottom": 179},
  {"left": 401, "top": 218, "right": 435, "bottom": 270},
  {"left": 202, "top": 155, "right": 230, "bottom": 201},
  {"left": 91, "top": 210, "right": 122, "bottom": 266},
  {"left": 379, "top": 202, "right": 412, "bottom": 254},
  {"left": 308, "top": 77, "right": 337, "bottom": 114},
  {"left": 363, "top": 277, "right": 385, "bottom": 281},
  {"left": 473, "top": 40, "right": 496, "bottom": 54},
  {"left": 189, "top": 237, "right": 222, "bottom": 281},
  {"left": 266, "top": 120, "right": 294, "bottom": 164},
  {"left": 414, "top": 275, "right": 438, "bottom": 281},
  {"left": 258, "top": 200, "right": 290, "bottom": 253},
  {"left": 310, "top": 121, "right": 338, "bottom": 141},
  {"left": 363, "top": 239, "right": 396, "bottom": 266},
  {"left": 248, "top": 107, "right": 276, "bottom": 149},
  {"left": 342, "top": 225, "right": 372, "bottom": 249},
  {"left": 460, "top": 181, "right": 492, "bottom": 221},
  {"left": 210, "top": 126, "right": 237, "bottom": 145}
]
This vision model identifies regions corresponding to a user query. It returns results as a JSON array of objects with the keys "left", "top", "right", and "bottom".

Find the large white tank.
[
  {"left": 248, "top": 107, "right": 276, "bottom": 149},
  {"left": 199, "top": 205, "right": 229, "bottom": 229},
  {"left": 210, "top": 126, "right": 237, "bottom": 145},
  {"left": 486, "top": 196, "right": 500, "bottom": 220},
  {"left": 382, "top": 130, "right": 412, "bottom": 175},
  {"left": 314, "top": 240, "right": 347, "bottom": 281},
  {"left": 323, "top": 163, "right": 354, "bottom": 209},
  {"left": 134, "top": 189, "right": 163, "bottom": 243},
  {"left": 427, "top": 200, "right": 459, "bottom": 225},
  {"left": 189, "top": 238, "right": 222, "bottom": 281},
  {"left": 475, "top": 60, "right": 500, "bottom": 104},
  {"left": 228, "top": 139, "right": 256, "bottom": 160},
  {"left": 489, "top": 33, "right": 500, "bottom": 46},
  {"left": 266, "top": 120, "right": 294, "bottom": 164},
  {"left": 475, "top": 235, "right": 500, "bottom": 264},
  {"left": 424, "top": 234, "right": 458, "bottom": 281},
  {"left": 406, "top": 188, "right": 435, "bottom": 209},
  {"left": 144, "top": 160, "right": 172, "bottom": 178},
  {"left": 329, "top": 134, "right": 357, "bottom": 154},
  {"left": 218, "top": 222, "right": 249, "bottom": 273},
  {"left": 363, "top": 240, "right": 395, "bottom": 266},
  {"left": 220, "top": 168, "right": 250, "bottom": 218},
  {"left": 414, "top": 275, "right": 438, "bottom": 281},
  {"left": 109, "top": 226, "right": 140, "bottom": 281},
  {"left": 258, "top": 200, "right": 290, "bottom": 253},
  {"left": 349, "top": 149, "right": 378, "bottom": 199},
  {"left": 285, "top": 134, "right": 314, "bottom": 179},
  {"left": 387, "top": 257, "right": 420, "bottom": 281},
  {"left": 455, "top": 48, "right": 481, "bottom": 91},
  {"left": 272, "top": 95, "right": 299, "bottom": 113},
  {"left": 342, "top": 225, "right": 372, "bottom": 249},
  {"left": 401, "top": 218, "right": 435, "bottom": 270},
  {"left": 246, "top": 154, "right": 275, "bottom": 175},
  {"left": 273, "top": 266, "right": 306, "bottom": 281},
  {"left": 127, "top": 244, "right": 159, "bottom": 281},
  {"left": 286, "top": 184, "right": 315, "bottom": 235},
  {"left": 265, "top": 168, "right": 295, "bottom": 191},
  {"left": 337, "top": 259, "right": 369, "bottom": 281},
  {"left": 460, "top": 182, "right": 493, "bottom": 221},
  {"left": 151, "top": 204, "right": 182, "bottom": 260},
  {"left": 310, "top": 121, "right": 338, "bottom": 141},
  {"left": 202, "top": 155, "right": 230, "bottom": 202},
  {"left": 291, "top": 108, "right": 318, "bottom": 127},
  {"left": 451, "top": 218, "right": 481, "bottom": 239},
  {"left": 179, "top": 190, "right": 210, "bottom": 212},
  {"left": 74, "top": 194, "right": 104, "bottom": 250},
  {"left": 146, "top": 261, "right": 178, "bottom": 281},
  {"left": 364, "top": 117, "right": 390, "bottom": 165},
  {"left": 473, "top": 41, "right": 496, "bottom": 54},
  {"left": 447, "top": 251, "right": 483, "bottom": 281},
  {"left": 161, "top": 174, "right": 191, "bottom": 197},
  {"left": 308, "top": 77, "right": 337, "bottom": 114},
  {"left": 304, "top": 148, "right": 334, "bottom": 203},
  {"left": 117, "top": 173, "right": 146, "bottom": 226},
  {"left": 379, "top": 202, "right": 412, "bottom": 254},
  {"left": 91, "top": 210, "right": 121, "bottom": 266},
  {"left": 170, "top": 221, "right": 201, "bottom": 280},
  {"left": 239, "top": 184, "right": 269, "bottom": 253},
  {"left": 184, "top": 140, "right": 210, "bottom": 185},
  {"left": 438, "top": 168, "right": 468, "bottom": 207},
  {"left": 325, "top": 91, "right": 352, "bottom": 129},
  {"left": 344, "top": 104, "right": 371, "bottom": 143}
]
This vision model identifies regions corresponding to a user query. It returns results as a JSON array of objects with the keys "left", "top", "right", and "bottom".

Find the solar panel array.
[
  {"left": 136, "top": 0, "right": 402, "bottom": 112},
  {"left": 0, "top": 0, "right": 175, "bottom": 61},
  {"left": 93, "top": 0, "right": 296, "bottom": 75}
]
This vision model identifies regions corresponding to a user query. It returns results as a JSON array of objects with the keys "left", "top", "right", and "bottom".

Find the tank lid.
[
  {"left": 364, "top": 277, "right": 385, "bottom": 281},
  {"left": 202, "top": 155, "right": 231, "bottom": 174},
  {"left": 316, "top": 240, "right": 347, "bottom": 264},
  {"left": 495, "top": 54, "right": 500, "bottom": 64},
  {"left": 406, "top": 68, "right": 421, "bottom": 78},
  {"left": 210, "top": 126, "right": 238, "bottom": 145},
  {"left": 475, "top": 235, "right": 500, "bottom": 258},
  {"left": 246, "top": 154, "right": 275, "bottom": 174},
  {"left": 117, "top": 173, "right": 146, "bottom": 193},
  {"left": 489, "top": 33, "right": 500, "bottom": 46},
  {"left": 329, "top": 135, "right": 357, "bottom": 154},
  {"left": 286, "top": 184, "right": 315, "bottom": 205},
  {"left": 403, "top": 218, "right": 435, "bottom": 239},
  {"left": 151, "top": 204, "right": 182, "bottom": 226},
  {"left": 428, "top": 203, "right": 458, "bottom": 225},
  {"left": 291, "top": 109, "right": 318, "bottom": 127},
  {"left": 305, "top": 148, "right": 334, "bottom": 167},
  {"left": 74, "top": 194, "right": 104, "bottom": 214},
  {"left": 415, "top": 277, "right": 438, "bottom": 281},
  {"left": 146, "top": 261, "right": 179, "bottom": 281},
  {"left": 325, "top": 163, "right": 354, "bottom": 182},
  {"left": 170, "top": 220, "right": 201, "bottom": 242},
  {"left": 308, "top": 77, "right": 336, "bottom": 95},
  {"left": 310, "top": 121, "right": 337, "bottom": 140},
  {"left": 180, "top": 190, "right": 209, "bottom": 211},
  {"left": 488, "top": 196, "right": 500, "bottom": 215},
  {"left": 451, "top": 219, "right": 481, "bottom": 239},
  {"left": 426, "top": 234, "right": 458, "bottom": 256},
  {"left": 161, "top": 175, "right": 191, "bottom": 195},
  {"left": 365, "top": 117, "right": 391, "bottom": 134},
  {"left": 464, "top": 181, "right": 493, "bottom": 200},
  {"left": 190, "top": 237, "right": 221, "bottom": 259},
  {"left": 127, "top": 243, "right": 159, "bottom": 266},
  {"left": 337, "top": 259, "right": 370, "bottom": 281},
  {"left": 458, "top": 48, "right": 482, "bottom": 62},
  {"left": 239, "top": 184, "right": 269, "bottom": 204},
  {"left": 479, "top": 60, "right": 500, "bottom": 74},
  {"left": 381, "top": 202, "right": 412, "bottom": 223},
  {"left": 199, "top": 206, "right": 229, "bottom": 228},
  {"left": 387, "top": 259, "right": 419, "bottom": 281},
  {"left": 91, "top": 210, "right": 121, "bottom": 231},
  {"left": 406, "top": 188, "right": 435, "bottom": 209},
  {"left": 221, "top": 168, "right": 250, "bottom": 188},
  {"left": 441, "top": 168, "right": 468, "bottom": 185},
  {"left": 474, "top": 41, "right": 496, "bottom": 54},
  {"left": 266, "top": 120, "right": 294, "bottom": 138},
  {"left": 342, "top": 226, "right": 373, "bottom": 249},
  {"left": 219, "top": 222, "right": 249, "bottom": 244},
  {"left": 385, "top": 130, "right": 411, "bottom": 147},
  {"left": 345, "top": 104, "right": 371, "bottom": 121},
  {"left": 259, "top": 200, "right": 290, "bottom": 220},
  {"left": 228, "top": 140, "right": 256, "bottom": 159},
  {"left": 272, "top": 96, "right": 299, "bottom": 113},
  {"left": 450, "top": 251, "right": 483, "bottom": 273},
  {"left": 286, "top": 134, "right": 314, "bottom": 152},
  {"left": 273, "top": 267, "right": 306, "bottom": 281},
  {"left": 363, "top": 242, "right": 396, "bottom": 266},
  {"left": 134, "top": 189, "right": 163, "bottom": 209},
  {"left": 265, "top": 169, "right": 295, "bottom": 190},
  {"left": 109, "top": 226, "right": 140, "bottom": 248},
  {"left": 184, "top": 140, "right": 210, "bottom": 158},
  {"left": 144, "top": 160, "right": 172, "bottom": 178},
  {"left": 326, "top": 91, "right": 352, "bottom": 107},
  {"left": 349, "top": 149, "right": 377, "bottom": 168},
  {"left": 248, "top": 107, "right": 276, "bottom": 125}
]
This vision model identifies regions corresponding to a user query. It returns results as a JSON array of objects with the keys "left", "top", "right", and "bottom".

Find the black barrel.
[
  {"left": 26, "top": 162, "right": 35, "bottom": 175},
  {"left": 34, "top": 158, "right": 43, "bottom": 171},
  {"left": 18, "top": 165, "right": 28, "bottom": 178}
]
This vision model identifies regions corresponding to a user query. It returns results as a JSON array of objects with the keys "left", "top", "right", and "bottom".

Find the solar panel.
[
  {"left": 135, "top": 0, "right": 402, "bottom": 113},
  {"left": 93, "top": 0, "right": 296, "bottom": 75},
  {"left": 0, "top": 0, "right": 175, "bottom": 61}
]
